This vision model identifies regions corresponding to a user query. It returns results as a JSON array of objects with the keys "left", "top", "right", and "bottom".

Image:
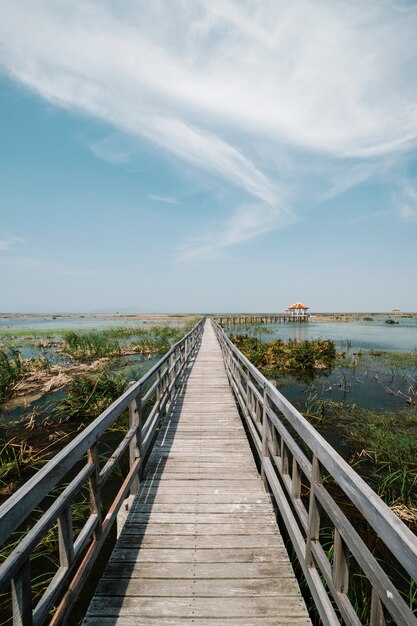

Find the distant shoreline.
[
  {"left": 0, "top": 313, "right": 187, "bottom": 320},
  {"left": 1, "top": 312, "right": 416, "bottom": 320}
]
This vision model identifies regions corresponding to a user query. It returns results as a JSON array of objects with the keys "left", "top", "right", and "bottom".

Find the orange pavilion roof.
[{"left": 288, "top": 302, "right": 309, "bottom": 310}]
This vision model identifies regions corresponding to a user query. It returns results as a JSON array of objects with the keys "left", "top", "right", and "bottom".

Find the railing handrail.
[
  {"left": 0, "top": 316, "right": 206, "bottom": 626},
  {"left": 0, "top": 317, "right": 204, "bottom": 543},
  {"left": 212, "top": 318, "right": 417, "bottom": 626}
]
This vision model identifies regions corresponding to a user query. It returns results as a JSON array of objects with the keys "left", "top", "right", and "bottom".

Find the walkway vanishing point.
[{"left": 1, "top": 318, "right": 417, "bottom": 626}]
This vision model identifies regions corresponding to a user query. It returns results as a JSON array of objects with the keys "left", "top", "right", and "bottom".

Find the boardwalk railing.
[
  {"left": 0, "top": 317, "right": 205, "bottom": 626},
  {"left": 212, "top": 319, "right": 417, "bottom": 626},
  {"left": 214, "top": 314, "right": 309, "bottom": 324}
]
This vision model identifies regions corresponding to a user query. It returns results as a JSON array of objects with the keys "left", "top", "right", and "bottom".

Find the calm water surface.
[
  {"left": 0, "top": 315, "right": 181, "bottom": 332},
  {"left": 238, "top": 318, "right": 417, "bottom": 352}
]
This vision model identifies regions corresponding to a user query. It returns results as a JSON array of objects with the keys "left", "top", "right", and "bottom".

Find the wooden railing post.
[
  {"left": 58, "top": 505, "right": 74, "bottom": 568},
  {"left": 87, "top": 444, "right": 102, "bottom": 539},
  {"left": 156, "top": 369, "right": 162, "bottom": 406},
  {"left": 370, "top": 589, "right": 386, "bottom": 626},
  {"left": 306, "top": 455, "right": 321, "bottom": 567},
  {"left": 128, "top": 383, "right": 143, "bottom": 496},
  {"left": 281, "top": 438, "right": 289, "bottom": 476},
  {"left": 333, "top": 528, "right": 349, "bottom": 594},
  {"left": 261, "top": 385, "right": 270, "bottom": 488},
  {"left": 11, "top": 561, "right": 32, "bottom": 626},
  {"left": 245, "top": 370, "right": 251, "bottom": 418},
  {"left": 292, "top": 458, "right": 301, "bottom": 499}
]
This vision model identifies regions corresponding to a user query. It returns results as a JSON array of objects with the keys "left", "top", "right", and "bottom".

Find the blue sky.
[{"left": 1, "top": 0, "right": 417, "bottom": 313}]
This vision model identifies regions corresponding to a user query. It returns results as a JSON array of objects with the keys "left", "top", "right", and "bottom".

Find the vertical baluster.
[
  {"left": 87, "top": 444, "right": 102, "bottom": 538},
  {"left": 333, "top": 528, "right": 349, "bottom": 593},
  {"left": 11, "top": 561, "right": 32, "bottom": 626},
  {"left": 58, "top": 505, "right": 74, "bottom": 568},
  {"left": 306, "top": 455, "right": 321, "bottom": 567},
  {"left": 169, "top": 352, "right": 175, "bottom": 389},
  {"left": 173, "top": 348, "right": 179, "bottom": 387},
  {"left": 255, "top": 395, "right": 261, "bottom": 424},
  {"left": 129, "top": 383, "right": 143, "bottom": 496},
  {"left": 261, "top": 386, "right": 271, "bottom": 488},
  {"left": 156, "top": 369, "right": 162, "bottom": 409},
  {"left": 370, "top": 589, "right": 386, "bottom": 626},
  {"left": 245, "top": 371, "right": 251, "bottom": 418},
  {"left": 281, "top": 438, "right": 289, "bottom": 475},
  {"left": 292, "top": 458, "right": 301, "bottom": 499}
]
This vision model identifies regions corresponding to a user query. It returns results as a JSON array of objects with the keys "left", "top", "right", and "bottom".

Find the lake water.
[
  {"left": 230, "top": 318, "right": 417, "bottom": 352},
  {"left": 0, "top": 315, "right": 183, "bottom": 332}
]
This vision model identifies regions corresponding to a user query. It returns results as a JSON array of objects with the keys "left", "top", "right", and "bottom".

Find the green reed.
[
  {"left": 0, "top": 346, "right": 23, "bottom": 401},
  {"left": 53, "top": 371, "right": 128, "bottom": 422}
]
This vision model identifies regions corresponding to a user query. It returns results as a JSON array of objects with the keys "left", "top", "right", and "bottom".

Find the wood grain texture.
[{"left": 83, "top": 320, "right": 310, "bottom": 625}]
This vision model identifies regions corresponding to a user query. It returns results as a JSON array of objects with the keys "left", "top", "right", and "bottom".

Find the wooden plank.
[
  {"left": 109, "top": 547, "right": 290, "bottom": 563},
  {"left": 95, "top": 577, "right": 301, "bottom": 597},
  {"left": 128, "top": 503, "right": 274, "bottom": 513},
  {"left": 86, "top": 596, "right": 308, "bottom": 618},
  {"left": 120, "top": 523, "right": 277, "bottom": 535},
  {"left": 83, "top": 617, "right": 311, "bottom": 625},
  {"left": 115, "top": 534, "right": 283, "bottom": 548},
  {"left": 124, "top": 513, "right": 276, "bottom": 523},
  {"left": 103, "top": 561, "right": 296, "bottom": 579}
]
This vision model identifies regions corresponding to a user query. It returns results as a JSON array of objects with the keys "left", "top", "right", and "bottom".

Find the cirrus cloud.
[{"left": 1, "top": 0, "right": 417, "bottom": 260}]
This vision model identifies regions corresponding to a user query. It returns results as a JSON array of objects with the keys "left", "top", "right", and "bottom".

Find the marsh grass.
[
  {"left": 0, "top": 432, "right": 33, "bottom": 484},
  {"left": 53, "top": 371, "right": 128, "bottom": 422},
  {"left": 62, "top": 324, "right": 191, "bottom": 362},
  {"left": 62, "top": 331, "right": 120, "bottom": 362},
  {"left": 302, "top": 398, "right": 417, "bottom": 514},
  {"left": 0, "top": 347, "right": 23, "bottom": 401},
  {"left": 231, "top": 334, "right": 336, "bottom": 381}
]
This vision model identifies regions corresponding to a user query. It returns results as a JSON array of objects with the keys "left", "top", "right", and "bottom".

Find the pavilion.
[{"left": 286, "top": 302, "right": 310, "bottom": 317}]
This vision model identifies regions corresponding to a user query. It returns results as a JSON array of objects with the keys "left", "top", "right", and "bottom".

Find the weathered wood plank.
[
  {"left": 95, "top": 577, "right": 302, "bottom": 597},
  {"left": 125, "top": 511, "right": 276, "bottom": 522},
  {"left": 83, "top": 617, "right": 311, "bottom": 626},
  {"left": 86, "top": 596, "right": 308, "bottom": 618},
  {"left": 115, "top": 534, "right": 283, "bottom": 548},
  {"left": 103, "top": 561, "right": 296, "bottom": 579},
  {"left": 109, "top": 547, "right": 290, "bottom": 563},
  {"left": 120, "top": 523, "right": 277, "bottom": 535}
]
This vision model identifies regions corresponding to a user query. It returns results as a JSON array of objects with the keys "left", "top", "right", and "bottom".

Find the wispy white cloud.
[
  {"left": 0, "top": 240, "right": 13, "bottom": 251},
  {"left": 394, "top": 182, "right": 417, "bottom": 222},
  {"left": 175, "top": 202, "right": 297, "bottom": 262},
  {"left": 147, "top": 194, "right": 179, "bottom": 205},
  {"left": 347, "top": 210, "right": 393, "bottom": 226},
  {"left": 1, "top": 1, "right": 417, "bottom": 259},
  {"left": 0, "top": 236, "right": 24, "bottom": 252},
  {"left": 90, "top": 135, "right": 140, "bottom": 164}
]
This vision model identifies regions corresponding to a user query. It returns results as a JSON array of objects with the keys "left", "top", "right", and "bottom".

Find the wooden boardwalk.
[{"left": 83, "top": 320, "right": 311, "bottom": 625}]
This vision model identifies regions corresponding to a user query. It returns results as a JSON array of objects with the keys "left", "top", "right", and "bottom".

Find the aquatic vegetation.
[
  {"left": 62, "top": 331, "right": 120, "bottom": 362},
  {"left": 53, "top": 371, "right": 128, "bottom": 421},
  {"left": 231, "top": 334, "right": 336, "bottom": 380},
  {"left": 385, "top": 318, "right": 399, "bottom": 325},
  {"left": 302, "top": 399, "right": 417, "bottom": 511},
  {"left": 0, "top": 347, "right": 23, "bottom": 401},
  {"left": 0, "top": 429, "right": 35, "bottom": 487},
  {"left": 62, "top": 324, "right": 191, "bottom": 362},
  {"left": 343, "top": 407, "right": 417, "bottom": 469}
]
